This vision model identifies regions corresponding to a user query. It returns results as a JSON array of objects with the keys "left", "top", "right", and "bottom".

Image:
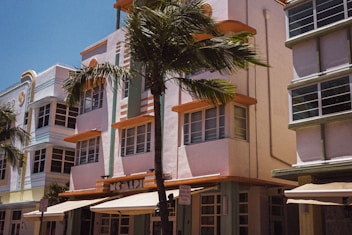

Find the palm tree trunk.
[{"left": 153, "top": 94, "right": 171, "bottom": 235}]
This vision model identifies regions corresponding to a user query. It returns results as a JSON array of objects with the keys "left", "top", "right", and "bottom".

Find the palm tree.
[
  {"left": 43, "top": 182, "right": 69, "bottom": 206},
  {"left": 63, "top": 0, "right": 265, "bottom": 234},
  {"left": 0, "top": 106, "right": 29, "bottom": 167}
]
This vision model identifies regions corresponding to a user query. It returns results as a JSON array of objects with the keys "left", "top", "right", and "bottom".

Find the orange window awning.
[
  {"left": 112, "top": 115, "right": 154, "bottom": 129},
  {"left": 172, "top": 94, "right": 257, "bottom": 113},
  {"left": 64, "top": 129, "right": 101, "bottom": 143}
]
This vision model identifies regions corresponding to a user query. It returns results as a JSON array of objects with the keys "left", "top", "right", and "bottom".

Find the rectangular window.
[
  {"left": 123, "top": 80, "right": 129, "bottom": 98},
  {"left": 45, "top": 221, "right": 56, "bottom": 235},
  {"left": 0, "top": 152, "right": 6, "bottom": 180},
  {"left": 51, "top": 148, "right": 75, "bottom": 174},
  {"left": 100, "top": 214, "right": 130, "bottom": 235},
  {"left": 79, "top": 84, "right": 104, "bottom": 114},
  {"left": 288, "top": 0, "right": 350, "bottom": 38},
  {"left": 200, "top": 194, "right": 221, "bottom": 235},
  {"left": 76, "top": 137, "right": 100, "bottom": 165},
  {"left": 292, "top": 84, "right": 319, "bottom": 121},
  {"left": 10, "top": 210, "right": 21, "bottom": 235},
  {"left": 316, "top": 0, "right": 344, "bottom": 28},
  {"left": 239, "top": 192, "right": 249, "bottom": 235},
  {"left": 24, "top": 111, "right": 29, "bottom": 125},
  {"left": 0, "top": 211, "right": 5, "bottom": 235},
  {"left": 121, "top": 123, "right": 151, "bottom": 157},
  {"left": 33, "top": 149, "right": 46, "bottom": 173},
  {"left": 38, "top": 104, "right": 50, "bottom": 128},
  {"left": 234, "top": 106, "right": 248, "bottom": 140},
  {"left": 55, "top": 103, "right": 78, "bottom": 129},
  {"left": 291, "top": 76, "right": 351, "bottom": 121},
  {"left": 288, "top": 1, "right": 314, "bottom": 37},
  {"left": 184, "top": 105, "right": 224, "bottom": 145}
]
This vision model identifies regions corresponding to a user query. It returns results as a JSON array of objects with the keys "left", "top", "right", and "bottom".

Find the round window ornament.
[{"left": 18, "top": 91, "right": 25, "bottom": 106}]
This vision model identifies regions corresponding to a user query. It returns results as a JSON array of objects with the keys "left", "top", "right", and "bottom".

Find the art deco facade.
[{"left": 1, "top": 0, "right": 298, "bottom": 234}]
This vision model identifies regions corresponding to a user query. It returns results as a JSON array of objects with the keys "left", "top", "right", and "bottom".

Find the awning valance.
[
  {"left": 90, "top": 187, "right": 209, "bottom": 215},
  {"left": 23, "top": 198, "right": 107, "bottom": 221},
  {"left": 285, "top": 182, "right": 352, "bottom": 206}
]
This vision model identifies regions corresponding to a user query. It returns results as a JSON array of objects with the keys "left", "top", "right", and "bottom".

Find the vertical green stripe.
[{"left": 108, "top": 54, "right": 120, "bottom": 176}]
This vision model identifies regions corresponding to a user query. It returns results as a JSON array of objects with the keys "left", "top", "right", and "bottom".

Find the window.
[
  {"left": 33, "top": 149, "right": 46, "bottom": 173},
  {"left": 0, "top": 152, "right": 6, "bottom": 180},
  {"left": 0, "top": 211, "right": 5, "bottom": 235},
  {"left": 51, "top": 148, "right": 75, "bottom": 174},
  {"left": 184, "top": 105, "right": 224, "bottom": 145},
  {"left": 121, "top": 123, "right": 151, "bottom": 157},
  {"left": 45, "top": 221, "right": 56, "bottom": 235},
  {"left": 76, "top": 137, "right": 100, "bottom": 165},
  {"left": 24, "top": 111, "right": 29, "bottom": 125},
  {"left": 10, "top": 210, "right": 21, "bottom": 235},
  {"left": 291, "top": 76, "right": 351, "bottom": 121},
  {"left": 38, "top": 104, "right": 50, "bottom": 128},
  {"left": 79, "top": 84, "right": 104, "bottom": 114},
  {"left": 234, "top": 106, "right": 248, "bottom": 140},
  {"left": 200, "top": 194, "right": 221, "bottom": 235},
  {"left": 269, "top": 196, "right": 285, "bottom": 235},
  {"left": 123, "top": 80, "right": 129, "bottom": 98},
  {"left": 55, "top": 103, "right": 78, "bottom": 129},
  {"left": 100, "top": 214, "right": 130, "bottom": 235},
  {"left": 288, "top": 1, "right": 314, "bottom": 37},
  {"left": 288, "top": 0, "right": 352, "bottom": 38},
  {"left": 239, "top": 192, "right": 249, "bottom": 235}
]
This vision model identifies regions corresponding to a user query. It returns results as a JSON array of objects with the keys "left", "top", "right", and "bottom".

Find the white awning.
[
  {"left": 285, "top": 182, "right": 352, "bottom": 206},
  {"left": 23, "top": 198, "right": 108, "bottom": 221},
  {"left": 90, "top": 187, "right": 209, "bottom": 215}
]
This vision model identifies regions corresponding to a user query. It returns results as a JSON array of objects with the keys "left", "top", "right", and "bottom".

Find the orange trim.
[
  {"left": 172, "top": 100, "right": 213, "bottom": 113},
  {"left": 113, "top": 0, "right": 132, "bottom": 12},
  {"left": 112, "top": 115, "right": 154, "bottom": 129},
  {"left": 194, "top": 20, "right": 256, "bottom": 41},
  {"left": 96, "top": 172, "right": 153, "bottom": 184},
  {"left": 80, "top": 40, "right": 108, "bottom": 56},
  {"left": 144, "top": 175, "right": 293, "bottom": 189},
  {"left": 64, "top": 130, "right": 101, "bottom": 143},
  {"left": 217, "top": 20, "right": 256, "bottom": 35},
  {"left": 233, "top": 94, "right": 257, "bottom": 106},
  {"left": 172, "top": 94, "right": 257, "bottom": 113}
]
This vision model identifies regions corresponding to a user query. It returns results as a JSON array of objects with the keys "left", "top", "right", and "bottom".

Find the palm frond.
[
  {"left": 63, "top": 63, "right": 132, "bottom": 107},
  {"left": 0, "top": 143, "right": 23, "bottom": 167},
  {"left": 174, "top": 77, "right": 236, "bottom": 104}
]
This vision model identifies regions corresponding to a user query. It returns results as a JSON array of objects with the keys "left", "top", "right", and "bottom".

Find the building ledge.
[{"left": 272, "top": 160, "right": 352, "bottom": 181}]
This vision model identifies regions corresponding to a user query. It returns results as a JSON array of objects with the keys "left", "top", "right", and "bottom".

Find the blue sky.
[{"left": 0, "top": 0, "right": 116, "bottom": 91}]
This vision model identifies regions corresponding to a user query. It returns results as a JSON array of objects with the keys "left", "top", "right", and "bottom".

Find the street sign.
[
  {"left": 179, "top": 185, "right": 191, "bottom": 205},
  {"left": 39, "top": 198, "right": 48, "bottom": 212}
]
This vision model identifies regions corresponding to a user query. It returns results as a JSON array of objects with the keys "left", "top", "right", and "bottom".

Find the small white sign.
[
  {"left": 179, "top": 185, "right": 191, "bottom": 205},
  {"left": 39, "top": 198, "right": 48, "bottom": 212}
]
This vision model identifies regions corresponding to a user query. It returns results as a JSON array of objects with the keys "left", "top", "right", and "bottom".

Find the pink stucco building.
[{"left": 0, "top": 0, "right": 297, "bottom": 235}]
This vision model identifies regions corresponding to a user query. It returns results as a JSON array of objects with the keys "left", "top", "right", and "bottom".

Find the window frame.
[
  {"left": 37, "top": 104, "right": 50, "bottom": 128},
  {"left": 55, "top": 103, "right": 78, "bottom": 129},
  {"left": 100, "top": 214, "right": 131, "bottom": 235},
  {"left": 234, "top": 105, "right": 248, "bottom": 140},
  {"left": 200, "top": 193, "right": 222, "bottom": 235},
  {"left": 76, "top": 137, "right": 100, "bottom": 165},
  {"left": 287, "top": 0, "right": 352, "bottom": 38},
  {"left": 183, "top": 105, "right": 225, "bottom": 145},
  {"left": 79, "top": 84, "right": 104, "bottom": 114},
  {"left": 51, "top": 148, "right": 75, "bottom": 174},
  {"left": 290, "top": 76, "right": 352, "bottom": 121},
  {"left": 33, "top": 149, "right": 46, "bottom": 173},
  {"left": 120, "top": 122, "right": 151, "bottom": 157}
]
